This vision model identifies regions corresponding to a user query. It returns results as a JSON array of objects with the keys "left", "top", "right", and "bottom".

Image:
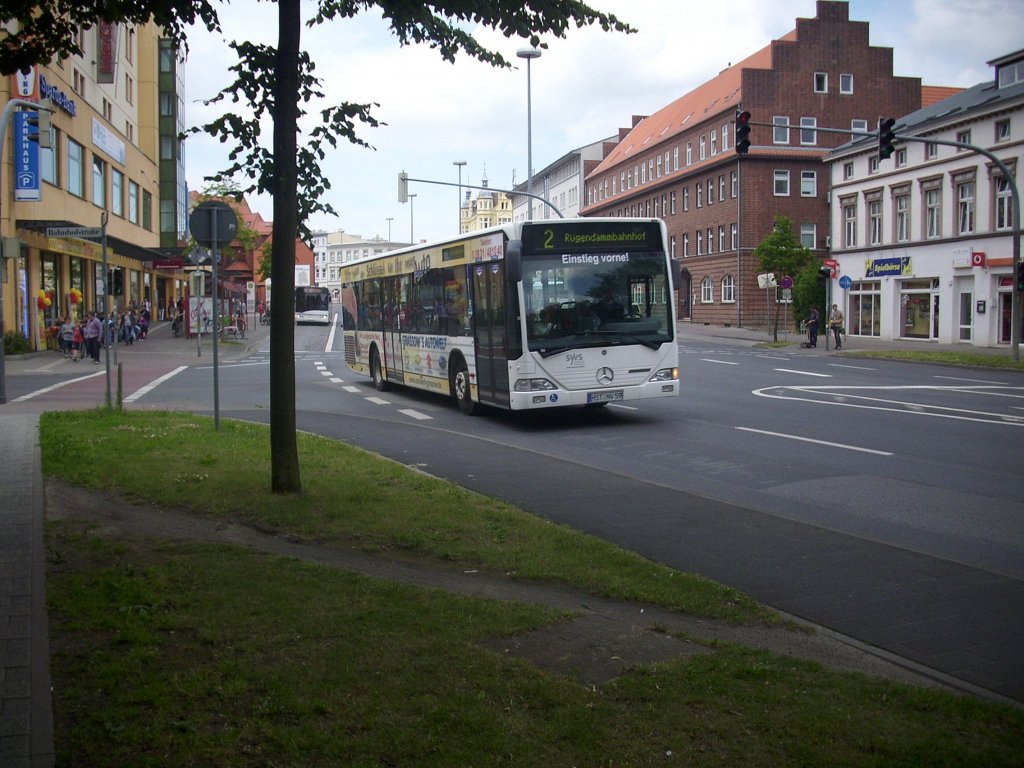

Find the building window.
[
  {"left": 995, "top": 119, "right": 1011, "bottom": 142},
  {"left": 67, "top": 139, "right": 84, "bottom": 197},
  {"left": 683, "top": 187, "right": 689, "bottom": 211},
  {"left": 869, "top": 157, "right": 879, "bottom": 175},
  {"left": 995, "top": 176, "right": 1013, "bottom": 230},
  {"left": 925, "top": 187, "right": 941, "bottom": 239},
  {"left": 800, "top": 117, "right": 817, "bottom": 145},
  {"left": 91, "top": 155, "right": 106, "bottom": 207},
  {"left": 718, "top": 225, "right": 725, "bottom": 252},
  {"left": 706, "top": 179, "right": 713, "bottom": 206},
  {"left": 800, "top": 222, "right": 816, "bottom": 249},
  {"left": 707, "top": 227, "right": 714, "bottom": 254},
  {"left": 701, "top": 275, "right": 713, "bottom": 303},
  {"left": 143, "top": 190, "right": 152, "bottom": 230},
  {"left": 773, "top": 116, "right": 790, "bottom": 144},
  {"left": 956, "top": 129, "right": 970, "bottom": 150},
  {"left": 998, "top": 59, "right": 1024, "bottom": 88},
  {"left": 730, "top": 171, "right": 737, "bottom": 198},
  {"left": 721, "top": 274, "right": 736, "bottom": 303},
  {"left": 656, "top": 155, "right": 663, "bottom": 178},
  {"left": 851, "top": 118, "right": 868, "bottom": 135},
  {"left": 670, "top": 191, "right": 676, "bottom": 215},
  {"left": 868, "top": 198, "right": 882, "bottom": 245},
  {"left": 683, "top": 233, "right": 689, "bottom": 256},
  {"left": 670, "top": 235, "right": 676, "bottom": 257},
  {"left": 957, "top": 181, "right": 975, "bottom": 234},
  {"left": 41, "top": 127, "right": 58, "bottom": 185},
  {"left": 699, "top": 136, "right": 706, "bottom": 161},
  {"left": 673, "top": 146, "right": 679, "bottom": 171},
  {"left": 895, "top": 148, "right": 907, "bottom": 167},
  {"left": 800, "top": 171, "right": 817, "bottom": 197},
  {"left": 696, "top": 183, "right": 703, "bottom": 208},
  {"left": 843, "top": 162, "right": 854, "bottom": 180},
  {"left": 730, "top": 223, "right": 737, "bottom": 250},
  {"left": 128, "top": 179, "right": 139, "bottom": 224},
  {"left": 840, "top": 73, "right": 854, "bottom": 94},
  {"left": 773, "top": 170, "right": 790, "bottom": 196},
  {"left": 710, "top": 129, "right": 718, "bottom": 156},
  {"left": 814, "top": 72, "right": 827, "bottom": 93},
  {"left": 895, "top": 192, "right": 910, "bottom": 243},
  {"left": 721, "top": 123, "right": 729, "bottom": 151},
  {"left": 685, "top": 142, "right": 692, "bottom": 166},
  {"left": 696, "top": 230, "right": 703, "bottom": 255},
  {"left": 718, "top": 175, "right": 725, "bottom": 202},
  {"left": 843, "top": 202, "right": 857, "bottom": 248},
  {"left": 125, "top": 73, "right": 134, "bottom": 105},
  {"left": 925, "top": 142, "right": 938, "bottom": 159}
]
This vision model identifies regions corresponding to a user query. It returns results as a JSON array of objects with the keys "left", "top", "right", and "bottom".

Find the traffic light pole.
[{"left": 398, "top": 173, "right": 564, "bottom": 220}]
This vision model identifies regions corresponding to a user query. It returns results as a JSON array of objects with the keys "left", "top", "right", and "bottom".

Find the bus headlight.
[
  {"left": 649, "top": 367, "right": 678, "bottom": 382},
  {"left": 514, "top": 378, "right": 557, "bottom": 392}
]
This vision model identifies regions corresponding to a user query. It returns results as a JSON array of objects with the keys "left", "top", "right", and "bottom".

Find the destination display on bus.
[{"left": 521, "top": 221, "right": 662, "bottom": 254}]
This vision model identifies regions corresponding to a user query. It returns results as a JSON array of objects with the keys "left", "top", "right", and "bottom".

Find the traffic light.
[
  {"left": 1017, "top": 261, "right": 1024, "bottom": 292},
  {"left": 398, "top": 171, "right": 408, "bottom": 203},
  {"left": 878, "top": 117, "right": 896, "bottom": 161},
  {"left": 735, "top": 110, "right": 751, "bottom": 155},
  {"left": 25, "top": 109, "right": 52, "bottom": 149}
]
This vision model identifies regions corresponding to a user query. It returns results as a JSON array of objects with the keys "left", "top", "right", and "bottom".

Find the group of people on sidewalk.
[
  {"left": 802, "top": 304, "right": 845, "bottom": 349},
  {"left": 57, "top": 311, "right": 104, "bottom": 363}
]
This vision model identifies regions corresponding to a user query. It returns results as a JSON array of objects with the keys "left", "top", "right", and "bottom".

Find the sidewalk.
[{"left": 0, "top": 318, "right": 266, "bottom": 767}]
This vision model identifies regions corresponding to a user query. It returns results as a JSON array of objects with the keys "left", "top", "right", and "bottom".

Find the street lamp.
[
  {"left": 453, "top": 160, "right": 466, "bottom": 233},
  {"left": 386, "top": 217, "right": 394, "bottom": 246},
  {"left": 516, "top": 47, "right": 541, "bottom": 221},
  {"left": 407, "top": 193, "right": 417, "bottom": 243}
]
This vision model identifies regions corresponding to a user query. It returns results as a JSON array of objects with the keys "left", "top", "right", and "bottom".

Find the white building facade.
[
  {"left": 311, "top": 229, "right": 409, "bottom": 298},
  {"left": 828, "top": 51, "right": 1023, "bottom": 347},
  {"left": 512, "top": 136, "right": 615, "bottom": 223}
]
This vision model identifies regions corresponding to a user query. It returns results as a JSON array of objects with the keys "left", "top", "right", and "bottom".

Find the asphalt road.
[{"left": 6, "top": 322, "right": 1024, "bottom": 703}]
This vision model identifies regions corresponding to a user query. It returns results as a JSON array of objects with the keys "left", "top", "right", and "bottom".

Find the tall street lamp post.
[
  {"left": 386, "top": 217, "right": 393, "bottom": 245},
  {"left": 453, "top": 160, "right": 466, "bottom": 233},
  {"left": 516, "top": 47, "right": 541, "bottom": 221}
]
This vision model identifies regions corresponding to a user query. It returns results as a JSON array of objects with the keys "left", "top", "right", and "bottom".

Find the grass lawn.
[{"left": 41, "top": 410, "right": 1024, "bottom": 766}]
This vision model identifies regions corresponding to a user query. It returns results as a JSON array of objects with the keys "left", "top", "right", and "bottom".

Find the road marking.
[
  {"left": 399, "top": 409, "right": 432, "bottom": 420},
  {"left": 773, "top": 368, "right": 833, "bottom": 377},
  {"left": 934, "top": 374, "right": 1007, "bottom": 385},
  {"left": 124, "top": 366, "right": 189, "bottom": 403},
  {"left": 365, "top": 396, "right": 390, "bottom": 405},
  {"left": 320, "top": 370, "right": 334, "bottom": 377},
  {"left": 701, "top": 358, "right": 740, "bottom": 365},
  {"left": 828, "top": 362, "right": 876, "bottom": 370},
  {"left": 343, "top": 385, "right": 361, "bottom": 393},
  {"left": 753, "top": 384, "right": 1024, "bottom": 425},
  {"left": 329, "top": 377, "right": 344, "bottom": 383},
  {"left": 735, "top": 426, "right": 893, "bottom": 455},
  {"left": 10, "top": 370, "right": 104, "bottom": 401},
  {"left": 609, "top": 403, "right": 639, "bottom": 410},
  {"left": 324, "top": 317, "right": 338, "bottom": 353},
  {"left": 757, "top": 355, "right": 790, "bottom": 360}
]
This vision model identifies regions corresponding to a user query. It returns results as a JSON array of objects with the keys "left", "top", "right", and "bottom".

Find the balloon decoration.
[
  {"left": 36, "top": 289, "right": 54, "bottom": 309},
  {"left": 69, "top": 288, "right": 83, "bottom": 305}
]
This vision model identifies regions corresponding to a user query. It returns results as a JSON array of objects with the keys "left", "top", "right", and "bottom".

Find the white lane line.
[
  {"left": 828, "top": 363, "right": 877, "bottom": 370},
  {"left": 10, "top": 370, "right": 104, "bottom": 402},
  {"left": 399, "top": 409, "right": 432, "bottom": 421},
  {"left": 774, "top": 368, "right": 833, "bottom": 378},
  {"left": 124, "top": 365, "right": 189, "bottom": 403},
  {"left": 365, "top": 396, "right": 390, "bottom": 405},
  {"left": 343, "top": 385, "right": 361, "bottom": 393},
  {"left": 935, "top": 374, "right": 1008, "bottom": 385},
  {"left": 320, "top": 370, "right": 334, "bottom": 376},
  {"left": 329, "top": 377, "right": 344, "bottom": 383},
  {"left": 609, "top": 403, "right": 639, "bottom": 410},
  {"left": 701, "top": 358, "right": 740, "bottom": 365},
  {"left": 324, "top": 316, "right": 338, "bottom": 353},
  {"left": 735, "top": 426, "right": 893, "bottom": 456},
  {"left": 757, "top": 355, "right": 790, "bottom": 360}
]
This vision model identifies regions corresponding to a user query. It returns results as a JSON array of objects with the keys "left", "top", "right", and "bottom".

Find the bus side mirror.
[
  {"left": 670, "top": 257, "right": 681, "bottom": 291},
  {"left": 506, "top": 240, "right": 522, "bottom": 284}
]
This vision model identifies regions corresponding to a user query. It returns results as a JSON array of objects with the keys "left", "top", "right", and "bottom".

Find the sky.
[{"left": 181, "top": 0, "right": 1024, "bottom": 245}]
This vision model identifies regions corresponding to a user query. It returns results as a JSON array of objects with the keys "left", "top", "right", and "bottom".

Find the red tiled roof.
[
  {"left": 590, "top": 30, "right": 796, "bottom": 178},
  {"left": 921, "top": 85, "right": 965, "bottom": 108}
]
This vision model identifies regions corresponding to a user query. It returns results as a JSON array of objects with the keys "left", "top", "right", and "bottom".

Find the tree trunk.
[{"left": 269, "top": 0, "right": 302, "bottom": 494}]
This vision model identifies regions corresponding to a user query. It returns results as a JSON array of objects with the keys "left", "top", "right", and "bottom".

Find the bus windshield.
[
  {"left": 522, "top": 251, "right": 673, "bottom": 356},
  {"left": 295, "top": 286, "right": 332, "bottom": 325}
]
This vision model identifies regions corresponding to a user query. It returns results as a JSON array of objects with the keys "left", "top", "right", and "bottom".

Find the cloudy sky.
[{"left": 182, "top": 0, "right": 1024, "bottom": 245}]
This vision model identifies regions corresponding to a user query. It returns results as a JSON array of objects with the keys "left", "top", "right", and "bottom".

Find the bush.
[{"left": 3, "top": 330, "right": 32, "bottom": 355}]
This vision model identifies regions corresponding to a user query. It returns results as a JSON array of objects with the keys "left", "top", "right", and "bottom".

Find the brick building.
[{"left": 580, "top": 1, "right": 925, "bottom": 328}]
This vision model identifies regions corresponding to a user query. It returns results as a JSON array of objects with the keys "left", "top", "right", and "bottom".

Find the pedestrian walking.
[
  {"left": 802, "top": 307, "right": 819, "bottom": 348},
  {"left": 84, "top": 311, "right": 103, "bottom": 363},
  {"left": 59, "top": 317, "right": 75, "bottom": 358},
  {"left": 829, "top": 303, "right": 845, "bottom": 349}
]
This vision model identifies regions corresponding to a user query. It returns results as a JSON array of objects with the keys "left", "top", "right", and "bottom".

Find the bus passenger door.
[
  {"left": 472, "top": 262, "right": 510, "bottom": 408},
  {"left": 382, "top": 276, "right": 404, "bottom": 384}
]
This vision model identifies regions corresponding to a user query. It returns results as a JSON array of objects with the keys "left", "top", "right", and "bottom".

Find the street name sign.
[{"left": 47, "top": 226, "right": 102, "bottom": 239}]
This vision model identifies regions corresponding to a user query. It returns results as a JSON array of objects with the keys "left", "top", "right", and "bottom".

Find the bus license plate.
[{"left": 587, "top": 390, "right": 623, "bottom": 404}]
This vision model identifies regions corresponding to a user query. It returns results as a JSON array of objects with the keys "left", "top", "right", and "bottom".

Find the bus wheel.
[
  {"left": 452, "top": 359, "right": 479, "bottom": 415},
  {"left": 371, "top": 349, "right": 389, "bottom": 392}
]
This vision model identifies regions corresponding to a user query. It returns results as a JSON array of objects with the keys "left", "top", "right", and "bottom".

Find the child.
[{"left": 71, "top": 321, "right": 84, "bottom": 361}]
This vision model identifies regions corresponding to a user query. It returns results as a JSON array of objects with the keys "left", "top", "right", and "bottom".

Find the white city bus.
[
  {"left": 340, "top": 218, "right": 679, "bottom": 414},
  {"left": 295, "top": 286, "right": 332, "bottom": 325}
]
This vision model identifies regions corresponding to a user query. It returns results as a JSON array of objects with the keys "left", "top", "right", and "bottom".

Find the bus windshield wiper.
[{"left": 590, "top": 329, "right": 662, "bottom": 350}]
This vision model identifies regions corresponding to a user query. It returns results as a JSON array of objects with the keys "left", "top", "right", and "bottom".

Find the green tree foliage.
[
  {"left": 2, "top": 0, "right": 634, "bottom": 493},
  {"left": 752, "top": 215, "right": 817, "bottom": 341}
]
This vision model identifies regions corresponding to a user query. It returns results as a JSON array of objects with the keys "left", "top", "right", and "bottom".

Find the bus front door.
[
  {"left": 382, "top": 276, "right": 404, "bottom": 385},
  {"left": 472, "top": 262, "right": 510, "bottom": 408}
]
